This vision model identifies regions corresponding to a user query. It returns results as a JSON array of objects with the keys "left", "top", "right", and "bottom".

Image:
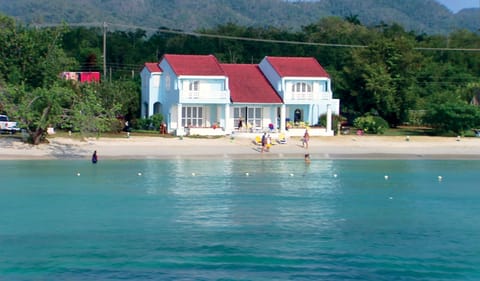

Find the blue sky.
[{"left": 436, "top": 0, "right": 478, "bottom": 13}]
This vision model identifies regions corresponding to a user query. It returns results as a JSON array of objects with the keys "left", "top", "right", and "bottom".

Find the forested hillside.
[
  {"left": 0, "top": 0, "right": 478, "bottom": 34},
  {"left": 2, "top": 11, "right": 480, "bottom": 144}
]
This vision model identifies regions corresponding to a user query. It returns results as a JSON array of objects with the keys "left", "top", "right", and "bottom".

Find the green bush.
[
  {"left": 353, "top": 115, "right": 389, "bottom": 134},
  {"left": 318, "top": 114, "right": 346, "bottom": 134},
  {"left": 423, "top": 102, "right": 480, "bottom": 135},
  {"left": 150, "top": 114, "right": 164, "bottom": 130},
  {"left": 133, "top": 114, "right": 164, "bottom": 130}
]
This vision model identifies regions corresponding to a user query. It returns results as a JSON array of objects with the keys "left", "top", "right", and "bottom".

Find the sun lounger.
[
  {"left": 254, "top": 135, "right": 262, "bottom": 145},
  {"left": 277, "top": 133, "right": 287, "bottom": 144}
]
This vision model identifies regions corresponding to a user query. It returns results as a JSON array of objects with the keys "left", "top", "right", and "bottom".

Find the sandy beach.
[{"left": 1, "top": 134, "right": 480, "bottom": 160}]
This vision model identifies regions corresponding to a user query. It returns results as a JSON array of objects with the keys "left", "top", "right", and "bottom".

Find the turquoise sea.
[{"left": 0, "top": 159, "right": 479, "bottom": 280}]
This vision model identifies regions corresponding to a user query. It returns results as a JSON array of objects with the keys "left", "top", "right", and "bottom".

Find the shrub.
[
  {"left": 319, "top": 114, "right": 346, "bottom": 134},
  {"left": 353, "top": 115, "right": 389, "bottom": 134},
  {"left": 134, "top": 114, "right": 164, "bottom": 130},
  {"left": 423, "top": 102, "right": 480, "bottom": 135}
]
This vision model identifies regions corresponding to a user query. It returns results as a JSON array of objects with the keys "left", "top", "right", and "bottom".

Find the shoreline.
[{"left": 1, "top": 135, "right": 480, "bottom": 161}]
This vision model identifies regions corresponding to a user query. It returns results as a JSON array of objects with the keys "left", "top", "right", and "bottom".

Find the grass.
[
  {"left": 384, "top": 126, "right": 434, "bottom": 136},
  {"left": 347, "top": 126, "right": 479, "bottom": 138}
]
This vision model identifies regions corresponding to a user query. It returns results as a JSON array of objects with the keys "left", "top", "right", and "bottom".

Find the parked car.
[{"left": 0, "top": 115, "right": 21, "bottom": 134}]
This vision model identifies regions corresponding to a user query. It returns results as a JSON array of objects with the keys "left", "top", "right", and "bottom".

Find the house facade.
[{"left": 141, "top": 54, "right": 340, "bottom": 136}]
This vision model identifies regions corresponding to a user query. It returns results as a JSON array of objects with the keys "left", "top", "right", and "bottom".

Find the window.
[
  {"left": 234, "top": 106, "right": 263, "bottom": 130},
  {"left": 247, "top": 107, "right": 263, "bottom": 129},
  {"left": 291, "top": 82, "right": 312, "bottom": 93},
  {"left": 233, "top": 107, "right": 245, "bottom": 129},
  {"left": 189, "top": 81, "right": 200, "bottom": 91},
  {"left": 320, "top": 80, "right": 328, "bottom": 92},
  {"left": 182, "top": 106, "right": 203, "bottom": 127}
]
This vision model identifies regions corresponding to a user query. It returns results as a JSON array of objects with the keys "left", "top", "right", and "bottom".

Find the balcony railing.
[
  {"left": 180, "top": 90, "right": 229, "bottom": 102},
  {"left": 286, "top": 91, "right": 331, "bottom": 101}
]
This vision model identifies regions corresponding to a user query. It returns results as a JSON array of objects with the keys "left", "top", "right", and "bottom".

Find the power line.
[{"left": 35, "top": 21, "right": 480, "bottom": 52}]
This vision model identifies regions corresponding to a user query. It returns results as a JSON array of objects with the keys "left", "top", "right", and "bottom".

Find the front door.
[{"left": 294, "top": 109, "right": 302, "bottom": 123}]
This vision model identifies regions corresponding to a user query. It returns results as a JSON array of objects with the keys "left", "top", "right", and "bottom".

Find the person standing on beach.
[
  {"left": 303, "top": 129, "right": 310, "bottom": 149},
  {"left": 92, "top": 150, "right": 98, "bottom": 164}
]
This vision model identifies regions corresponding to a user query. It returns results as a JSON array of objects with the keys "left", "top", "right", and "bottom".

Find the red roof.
[
  {"left": 264, "top": 56, "right": 329, "bottom": 78},
  {"left": 144, "top": 62, "right": 162, "bottom": 72},
  {"left": 221, "top": 64, "right": 283, "bottom": 104},
  {"left": 163, "top": 54, "right": 225, "bottom": 76}
]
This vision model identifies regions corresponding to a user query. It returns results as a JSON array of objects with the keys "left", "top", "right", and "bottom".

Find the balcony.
[
  {"left": 285, "top": 91, "right": 331, "bottom": 103},
  {"left": 180, "top": 90, "right": 229, "bottom": 103}
]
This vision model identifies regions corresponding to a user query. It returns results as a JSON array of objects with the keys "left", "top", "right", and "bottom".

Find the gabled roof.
[
  {"left": 221, "top": 64, "right": 283, "bottom": 104},
  {"left": 144, "top": 62, "right": 162, "bottom": 73},
  {"left": 163, "top": 54, "right": 225, "bottom": 76},
  {"left": 264, "top": 56, "right": 329, "bottom": 78}
]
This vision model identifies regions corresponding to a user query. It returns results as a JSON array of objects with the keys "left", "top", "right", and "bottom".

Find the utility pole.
[{"left": 103, "top": 22, "right": 107, "bottom": 79}]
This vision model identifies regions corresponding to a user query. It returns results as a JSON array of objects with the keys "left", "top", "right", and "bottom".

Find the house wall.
[
  {"left": 140, "top": 68, "right": 162, "bottom": 118},
  {"left": 159, "top": 58, "right": 232, "bottom": 135},
  {"left": 140, "top": 68, "right": 149, "bottom": 118},
  {"left": 258, "top": 59, "right": 283, "bottom": 97},
  {"left": 178, "top": 77, "right": 229, "bottom": 104},
  {"left": 283, "top": 78, "right": 332, "bottom": 103},
  {"left": 228, "top": 104, "right": 280, "bottom": 132},
  {"left": 158, "top": 60, "right": 181, "bottom": 132}
]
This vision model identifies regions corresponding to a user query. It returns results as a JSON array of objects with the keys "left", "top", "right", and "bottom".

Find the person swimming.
[
  {"left": 304, "top": 153, "right": 311, "bottom": 164},
  {"left": 92, "top": 150, "right": 98, "bottom": 164}
]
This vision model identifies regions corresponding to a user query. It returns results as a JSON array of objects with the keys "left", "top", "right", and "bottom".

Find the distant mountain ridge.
[{"left": 0, "top": 0, "right": 478, "bottom": 34}]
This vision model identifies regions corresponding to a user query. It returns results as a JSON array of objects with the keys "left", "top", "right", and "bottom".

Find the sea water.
[{"left": 0, "top": 159, "right": 479, "bottom": 280}]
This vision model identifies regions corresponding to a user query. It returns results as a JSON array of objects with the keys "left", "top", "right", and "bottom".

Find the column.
[
  {"left": 224, "top": 103, "right": 230, "bottom": 133},
  {"left": 149, "top": 100, "right": 154, "bottom": 118},
  {"left": 326, "top": 104, "right": 332, "bottom": 134},
  {"left": 176, "top": 103, "right": 183, "bottom": 136},
  {"left": 280, "top": 104, "right": 286, "bottom": 133}
]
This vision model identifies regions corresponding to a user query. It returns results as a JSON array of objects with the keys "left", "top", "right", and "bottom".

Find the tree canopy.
[{"left": 2, "top": 13, "right": 480, "bottom": 143}]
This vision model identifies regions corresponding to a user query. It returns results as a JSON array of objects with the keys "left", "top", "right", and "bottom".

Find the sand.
[{"left": 1, "top": 134, "right": 480, "bottom": 160}]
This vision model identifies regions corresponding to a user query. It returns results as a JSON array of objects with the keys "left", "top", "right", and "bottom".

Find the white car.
[{"left": 0, "top": 115, "right": 21, "bottom": 134}]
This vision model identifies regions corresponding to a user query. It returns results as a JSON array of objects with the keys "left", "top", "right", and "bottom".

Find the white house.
[
  {"left": 140, "top": 54, "right": 340, "bottom": 136},
  {"left": 258, "top": 56, "right": 340, "bottom": 135}
]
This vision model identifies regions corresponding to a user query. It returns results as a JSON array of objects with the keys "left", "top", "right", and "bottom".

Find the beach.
[{"left": 1, "top": 134, "right": 480, "bottom": 160}]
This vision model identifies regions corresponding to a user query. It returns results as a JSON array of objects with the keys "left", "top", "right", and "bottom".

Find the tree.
[
  {"left": 0, "top": 15, "right": 78, "bottom": 144},
  {"left": 2, "top": 83, "right": 75, "bottom": 144},
  {"left": 342, "top": 35, "right": 422, "bottom": 126},
  {"left": 0, "top": 18, "right": 75, "bottom": 89},
  {"left": 67, "top": 83, "right": 122, "bottom": 136},
  {"left": 423, "top": 102, "right": 480, "bottom": 135},
  {"left": 94, "top": 79, "right": 140, "bottom": 120}
]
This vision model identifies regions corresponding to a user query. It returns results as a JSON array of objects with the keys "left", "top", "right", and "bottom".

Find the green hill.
[{"left": 0, "top": 0, "right": 478, "bottom": 34}]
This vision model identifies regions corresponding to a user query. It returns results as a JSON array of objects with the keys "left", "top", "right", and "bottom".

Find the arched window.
[{"left": 291, "top": 82, "right": 312, "bottom": 93}]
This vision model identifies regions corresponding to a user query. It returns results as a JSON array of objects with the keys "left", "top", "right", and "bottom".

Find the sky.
[{"left": 436, "top": 0, "right": 478, "bottom": 13}]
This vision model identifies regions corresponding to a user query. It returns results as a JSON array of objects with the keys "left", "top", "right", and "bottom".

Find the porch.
[{"left": 181, "top": 127, "right": 333, "bottom": 137}]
